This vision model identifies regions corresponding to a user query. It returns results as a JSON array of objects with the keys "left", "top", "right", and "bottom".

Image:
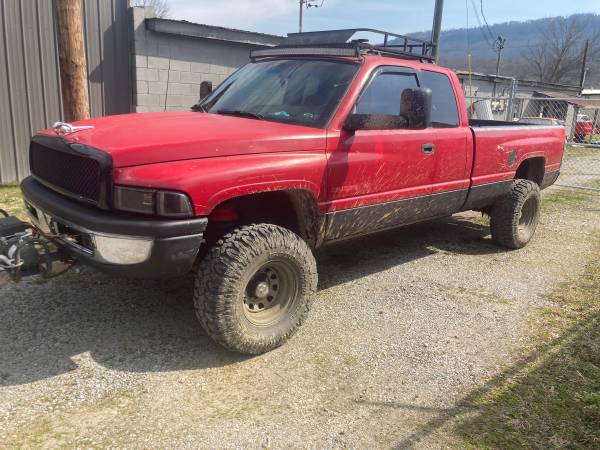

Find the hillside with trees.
[{"left": 407, "top": 13, "right": 600, "bottom": 87}]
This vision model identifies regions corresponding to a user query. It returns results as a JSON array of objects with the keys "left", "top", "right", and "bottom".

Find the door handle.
[{"left": 422, "top": 143, "right": 436, "bottom": 155}]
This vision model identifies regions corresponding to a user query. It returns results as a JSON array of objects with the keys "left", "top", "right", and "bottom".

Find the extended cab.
[{"left": 19, "top": 30, "right": 566, "bottom": 354}]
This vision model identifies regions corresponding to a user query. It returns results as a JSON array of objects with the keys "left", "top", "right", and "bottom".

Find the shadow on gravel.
[
  {"left": 317, "top": 215, "right": 500, "bottom": 290},
  {"left": 373, "top": 311, "right": 600, "bottom": 450},
  {"left": 0, "top": 214, "right": 494, "bottom": 386},
  {"left": 0, "top": 274, "right": 249, "bottom": 386}
]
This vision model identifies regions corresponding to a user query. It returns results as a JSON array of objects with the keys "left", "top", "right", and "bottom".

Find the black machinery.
[{"left": 0, "top": 209, "right": 69, "bottom": 282}]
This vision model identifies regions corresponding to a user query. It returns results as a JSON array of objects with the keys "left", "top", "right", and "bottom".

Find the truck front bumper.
[{"left": 20, "top": 177, "right": 207, "bottom": 278}]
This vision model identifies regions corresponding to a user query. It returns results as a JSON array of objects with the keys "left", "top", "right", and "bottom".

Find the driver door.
[{"left": 326, "top": 67, "right": 436, "bottom": 210}]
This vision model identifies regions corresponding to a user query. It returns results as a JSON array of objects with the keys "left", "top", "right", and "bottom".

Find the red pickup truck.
[{"left": 17, "top": 30, "right": 566, "bottom": 354}]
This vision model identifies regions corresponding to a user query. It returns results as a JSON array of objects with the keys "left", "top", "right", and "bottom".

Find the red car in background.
[{"left": 575, "top": 114, "right": 594, "bottom": 141}]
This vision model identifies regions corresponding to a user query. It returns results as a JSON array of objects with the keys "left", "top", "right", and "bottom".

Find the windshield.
[{"left": 200, "top": 59, "right": 359, "bottom": 128}]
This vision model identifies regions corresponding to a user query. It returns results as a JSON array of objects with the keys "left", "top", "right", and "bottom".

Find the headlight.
[{"left": 113, "top": 186, "right": 193, "bottom": 218}]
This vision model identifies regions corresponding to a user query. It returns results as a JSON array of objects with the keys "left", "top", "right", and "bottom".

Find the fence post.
[
  {"left": 505, "top": 78, "right": 517, "bottom": 121},
  {"left": 588, "top": 110, "right": 598, "bottom": 144},
  {"left": 569, "top": 106, "right": 579, "bottom": 142}
]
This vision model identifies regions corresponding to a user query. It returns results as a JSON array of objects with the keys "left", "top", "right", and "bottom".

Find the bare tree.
[
  {"left": 131, "top": 0, "right": 170, "bottom": 19},
  {"left": 526, "top": 16, "right": 600, "bottom": 85}
]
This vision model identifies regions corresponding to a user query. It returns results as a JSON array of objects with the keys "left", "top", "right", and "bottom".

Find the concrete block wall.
[{"left": 131, "top": 7, "right": 257, "bottom": 112}]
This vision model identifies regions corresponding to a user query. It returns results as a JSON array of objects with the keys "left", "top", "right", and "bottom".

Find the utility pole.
[
  {"left": 579, "top": 40, "right": 589, "bottom": 91},
  {"left": 492, "top": 36, "right": 506, "bottom": 97},
  {"left": 431, "top": 0, "right": 444, "bottom": 63},
  {"left": 494, "top": 36, "right": 506, "bottom": 78},
  {"left": 299, "top": 0, "right": 323, "bottom": 33},
  {"left": 53, "top": 0, "right": 90, "bottom": 122}
]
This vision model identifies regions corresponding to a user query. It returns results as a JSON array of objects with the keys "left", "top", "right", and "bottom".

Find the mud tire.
[
  {"left": 490, "top": 179, "right": 541, "bottom": 249},
  {"left": 193, "top": 224, "right": 317, "bottom": 354}
]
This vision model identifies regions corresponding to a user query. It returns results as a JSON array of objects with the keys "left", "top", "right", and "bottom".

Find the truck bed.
[{"left": 462, "top": 120, "right": 566, "bottom": 210}]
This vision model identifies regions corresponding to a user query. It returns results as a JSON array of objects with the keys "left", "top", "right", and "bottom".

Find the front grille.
[{"left": 29, "top": 136, "right": 112, "bottom": 207}]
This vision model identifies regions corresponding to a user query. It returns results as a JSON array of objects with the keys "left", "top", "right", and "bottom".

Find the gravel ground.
[{"left": 1, "top": 188, "right": 599, "bottom": 449}]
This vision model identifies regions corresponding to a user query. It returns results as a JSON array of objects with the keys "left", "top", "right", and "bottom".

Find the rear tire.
[
  {"left": 490, "top": 179, "right": 541, "bottom": 249},
  {"left": 193, "top": 223, "right": 317, "bottom": 354}
]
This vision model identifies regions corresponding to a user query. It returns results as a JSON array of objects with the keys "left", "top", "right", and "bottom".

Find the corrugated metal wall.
[
  {"left": 0, "top": 0, "right": 131, "bottom": 184},
  {"left": 83, "top": 0, "right": 131, "bottom": 118}
]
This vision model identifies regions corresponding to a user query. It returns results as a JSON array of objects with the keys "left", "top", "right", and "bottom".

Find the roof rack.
[{"left": 250, "top": 28, "right": 435, "bottom": 63}]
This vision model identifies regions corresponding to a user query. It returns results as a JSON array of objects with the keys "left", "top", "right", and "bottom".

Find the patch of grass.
[
  {"left": 473, "top": 212, "right": 491, "bottom": 226},
  {"left": 542, "top": 188, "right": 590, "bottom": 213},
  {"left": 0, "top": 183, "right": 26, "bottom": 220},
  {"left": 6, "top": 388, "right": 142, "bottom": 448},
  {"left": 456, "top": 238, "right": 600, "bottom": 449},
  {"left": 564, "top": 145, "right": 597, "bottom": 158}
]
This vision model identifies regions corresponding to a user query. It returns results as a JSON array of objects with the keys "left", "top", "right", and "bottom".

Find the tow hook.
[{"left": 0, "top": 209, "right": 75, "bottom": 282}]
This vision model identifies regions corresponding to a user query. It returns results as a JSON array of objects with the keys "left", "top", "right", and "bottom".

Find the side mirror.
[
  {"left": 199, "top": 80, "right": 213, "bottom": 99},
  {"left": 191, "top": 81, "right": 214, "bottom": 112},
  {"left": 401, "top": 88, "right": 432, "bottom": 129}
]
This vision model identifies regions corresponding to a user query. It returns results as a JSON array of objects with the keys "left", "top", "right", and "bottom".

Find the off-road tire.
[
  {"left": 490, "top": 179, "right": 541, "bottom": 249},
  {"left": 194, "top": 224, "right": 318, "bottom": 354}
]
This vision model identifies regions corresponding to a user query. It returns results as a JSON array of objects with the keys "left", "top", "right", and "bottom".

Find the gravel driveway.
[{"left": 1, "top": 189, "right": 599, "bottom": 449}]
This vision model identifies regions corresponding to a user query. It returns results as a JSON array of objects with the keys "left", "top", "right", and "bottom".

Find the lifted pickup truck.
[{"left": 11, "top": 30, "right": 566, "bottom": 354}]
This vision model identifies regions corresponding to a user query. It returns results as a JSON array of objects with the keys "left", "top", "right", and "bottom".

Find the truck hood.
[{"left": 42, "top": 112, "right": 327, "bottom": 167}]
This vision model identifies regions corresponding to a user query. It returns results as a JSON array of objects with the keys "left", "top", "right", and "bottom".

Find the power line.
[
  {"left": 469, "top": 0, "right": 495, "bottom": 50},
  {"left": 465, "top": 0, "right": 474, "bottom": 97},
  {"left": 479, "top": 0, "right": 496, "bottom": 43},
  {"left": 465, "top": 0, "right": 470, "bottom": 52}
]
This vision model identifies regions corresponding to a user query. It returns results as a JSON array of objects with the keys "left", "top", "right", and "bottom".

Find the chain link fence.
[{"left": 464, "top": 94, "right": 600, "bottom": 193}]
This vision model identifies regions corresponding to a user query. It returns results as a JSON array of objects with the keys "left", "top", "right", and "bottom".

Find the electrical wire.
[
  {"left": 465, "top": 0, "right": 474, "bottom": 97},
  {"left": 479, "top": 0, "right": 497, "bottom": 43},
  {"left": 469, "top": 0, "right": 495, "bottom": 51}
]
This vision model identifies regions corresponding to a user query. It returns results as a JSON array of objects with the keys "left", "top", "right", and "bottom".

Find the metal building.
[{"left": 0, "top": 0, "right": 131, "bottom": 184}]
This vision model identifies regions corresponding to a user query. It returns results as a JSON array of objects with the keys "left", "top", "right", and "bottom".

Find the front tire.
[
  {"left": 490, "top": 179, "right": 541, "bottom": 249},
  {"left": 194, "top": 224, "right": 317, "bottom": 354}
]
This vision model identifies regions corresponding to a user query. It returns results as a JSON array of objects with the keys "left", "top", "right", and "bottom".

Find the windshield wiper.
[{"left": 216, "top": 110, "right": 265, "bottom": 120}]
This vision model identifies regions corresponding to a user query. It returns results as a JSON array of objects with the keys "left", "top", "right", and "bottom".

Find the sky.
[{"left": 166, "top": 0, "right": 600, "bottom": 36}]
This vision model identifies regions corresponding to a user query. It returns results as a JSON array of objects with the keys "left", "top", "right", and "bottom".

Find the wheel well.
[
  {"left": 515, "top": 157, "right": 545, "bottom": 186},
  {"left": 204, "top": 190, "right": 322, "bottom": 248}
]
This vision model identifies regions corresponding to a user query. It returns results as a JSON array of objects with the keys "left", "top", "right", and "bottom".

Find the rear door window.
[{"left": 418, "top": 71, "right": 459, "bottom": 127}]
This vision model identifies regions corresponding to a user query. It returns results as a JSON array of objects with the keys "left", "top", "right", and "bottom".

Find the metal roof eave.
[{"left": 145, "top": 18, "right": 285, "bottom": 47}]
